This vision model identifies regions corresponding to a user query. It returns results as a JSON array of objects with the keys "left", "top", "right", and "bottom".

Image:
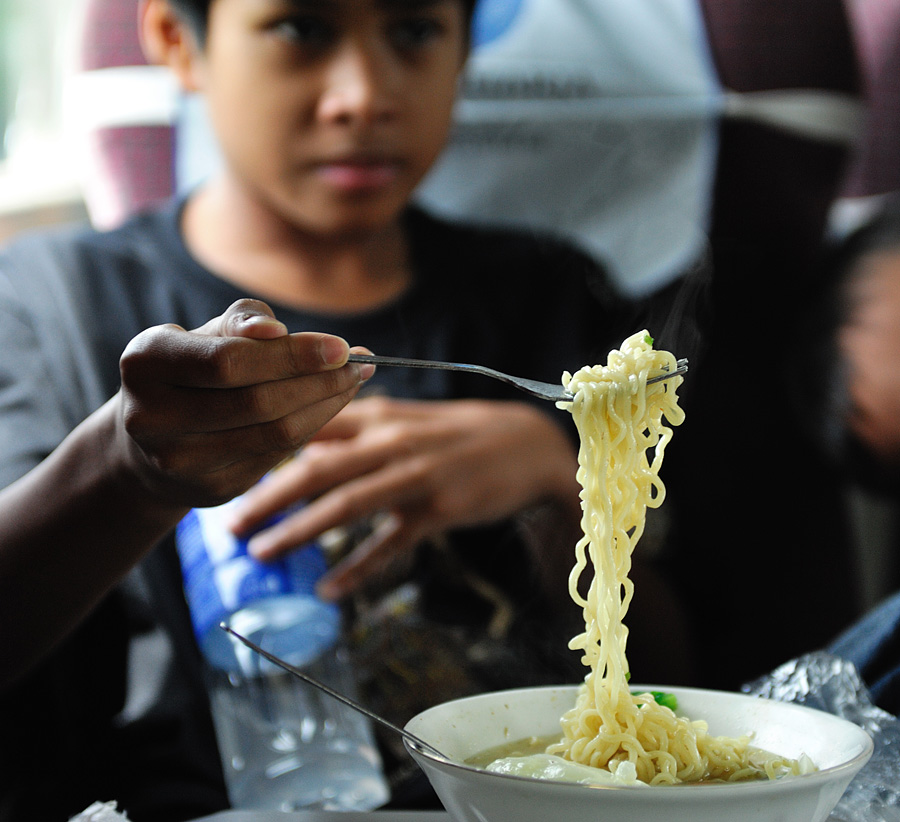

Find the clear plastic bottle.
[{"left": 175, "top": 495, "right": 390, "bottom": 812}]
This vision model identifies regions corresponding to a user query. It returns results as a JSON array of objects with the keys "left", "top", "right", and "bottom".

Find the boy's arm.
[{"left": 0, "top": 299, "right": 372, "bottom": 689}]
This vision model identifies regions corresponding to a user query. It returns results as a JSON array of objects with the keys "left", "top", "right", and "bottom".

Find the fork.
[{"left": 347, "top": 354, "right": 688, "bottom": 402}]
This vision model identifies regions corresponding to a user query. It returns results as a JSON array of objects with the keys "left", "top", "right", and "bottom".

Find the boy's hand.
[
  {"left": 227, "top": 395, "right": 581, "bottom": 599},
  {"left": 114, "top": 299, "right": 373, "bottom": 508}
]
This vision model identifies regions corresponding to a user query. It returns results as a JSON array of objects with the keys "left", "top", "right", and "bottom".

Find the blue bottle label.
[{"left": 175, "top": 497, "right": 330, "bottom": 644}]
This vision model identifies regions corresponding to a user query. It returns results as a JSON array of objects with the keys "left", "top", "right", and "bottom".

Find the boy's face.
[{"left": 182, "top": 0, "right": 467, "bottom": 236}]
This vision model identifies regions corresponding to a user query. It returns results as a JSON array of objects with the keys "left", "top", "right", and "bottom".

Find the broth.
[
  {"left": 465, "top": 735, "right": 560, "bottom": 769},
  {"left": 466, "top": 736, "right": 810, "bottom": 786}
]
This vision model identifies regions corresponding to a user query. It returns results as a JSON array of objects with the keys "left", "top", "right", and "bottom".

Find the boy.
[{"left": 0, "top": 0, "right": 626, "bottom": 818}]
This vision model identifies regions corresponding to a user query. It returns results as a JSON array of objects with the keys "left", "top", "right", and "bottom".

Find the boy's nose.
[{"left": 317, "top": 43, "right": 398, "bottom": 125}]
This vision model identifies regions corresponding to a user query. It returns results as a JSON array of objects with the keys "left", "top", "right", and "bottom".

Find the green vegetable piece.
[
  {"left": 632, "top": 690, "right": 678, "bottom": 711},
  {"left": 644, "top": 334, "right": 654, "bottom": 346},
  {"left": 652, "top": 691, "right": 678, "bottom": 710}
]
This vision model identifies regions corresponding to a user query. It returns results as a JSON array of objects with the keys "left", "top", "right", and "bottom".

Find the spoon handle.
[{"left": 220, "top": 623, "right": 448, "bottom": 761}]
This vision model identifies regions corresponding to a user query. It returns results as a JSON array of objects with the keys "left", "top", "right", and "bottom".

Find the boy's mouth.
[{"left": 315, "top": 155, "right": 402, "bottom": 193}]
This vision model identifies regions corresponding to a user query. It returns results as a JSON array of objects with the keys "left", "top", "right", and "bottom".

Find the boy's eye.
[
  {"left": 272, "top": 15, "right": 336, "bottom": 49},
  {"left": 389, "top": 17, "right": 445, "bottom": 51}
]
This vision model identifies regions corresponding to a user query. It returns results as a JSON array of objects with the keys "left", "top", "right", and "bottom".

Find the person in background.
[
  {"left": 790, "top": 196, "right": 900, "bottom": 718},
  {"left": 796, "top": 195, "right": 900, "bottom": 515},
  {"left": 0, "top": 0, "right": 641, "bottom": 818},
  {"left": 833, "top": 199, "right": 900, "bottom": 470}
]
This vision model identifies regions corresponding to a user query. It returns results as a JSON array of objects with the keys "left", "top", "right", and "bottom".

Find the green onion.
[{"left": 632, "top": 690, "right": 678, "bottom": 711}]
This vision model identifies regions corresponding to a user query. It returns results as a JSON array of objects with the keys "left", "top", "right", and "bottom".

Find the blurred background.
[{"left": 0, "top": 0, "right": 87, "bottom": 241}]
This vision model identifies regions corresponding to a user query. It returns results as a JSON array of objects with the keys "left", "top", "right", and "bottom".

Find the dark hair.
[{"left": 170, "top": 0, "right": 480, "bottom": 42}]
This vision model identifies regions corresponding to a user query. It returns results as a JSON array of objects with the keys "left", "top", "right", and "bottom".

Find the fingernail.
[
  {"left": 320, "top": 336, "right": 350, "bottom": 366},
  {"left": 241, "top": 314, "right": 286, "bottom": 333},
  {"left": 357, "top": 362, "right": 376, "bottom": 381},
  {"left": 247, "top": 535, "right": 274, "bottom": 561}
]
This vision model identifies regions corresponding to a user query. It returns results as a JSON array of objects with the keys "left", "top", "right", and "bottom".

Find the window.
[{"left": 0, "top": 0, "right": 85, "bottom": 214}]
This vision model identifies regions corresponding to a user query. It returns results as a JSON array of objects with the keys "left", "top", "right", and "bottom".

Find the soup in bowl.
[{"left": 404, "top": 684, "right": 873, "bottom": 822}]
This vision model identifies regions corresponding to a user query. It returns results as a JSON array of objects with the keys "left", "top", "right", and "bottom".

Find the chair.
[
  {"left": 414, "top": 0, "right": 864, "bottom": 297},
  {"left": 68, "top": 0, "right": 177, "bottom": 229}
]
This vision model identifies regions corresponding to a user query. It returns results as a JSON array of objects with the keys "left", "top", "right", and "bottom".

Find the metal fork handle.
[
  {"left": 347, "top": 354, "right": 687, "bottom": 403},
  {"left": 349, "top": 353, "right": 515, "bottom": 378},
  {"left": 347, "top": 353, "right": 569, "bottom": 400}
]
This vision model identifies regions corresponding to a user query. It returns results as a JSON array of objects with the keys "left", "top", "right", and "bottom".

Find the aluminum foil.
[
  {"left": 743, "top": 651, "right": 900, "bottom": 821},
  {"left": 68, "top": 802, "right": 131, "bottom": 821}
]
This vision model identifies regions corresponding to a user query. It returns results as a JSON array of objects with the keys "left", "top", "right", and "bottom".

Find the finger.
[
  {"left": 121, "top": 325, "right": 365, "bottom": 391},
  {"left": 227, "top": 457, "right": 320, "bottom": 535},
  {"left": 136, "top": 366, "right": 372, "bottom": 435},
  {"left": 316, "top": 513, "right": 425, "bottom": 601},
  {"left": 306, "top": 396, "right": 441, "bottom": 442},
  {"left": 229, "top": 402, "right": 455, "bottom": 534},
  {"left": 303, "top": 407, "right": 457, "bottom": 478},
  {"left": 230, "top": 424, "right": 420, "bottom": 534},
  {"left": 124, "top": 381, "right": 365, "bottom": 485},
  {"left": 246, "top": 457, "right": 428, "bottom": 560}
]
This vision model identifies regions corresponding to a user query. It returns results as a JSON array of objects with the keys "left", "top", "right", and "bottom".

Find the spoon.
[{"left": 220, "top": 623, "right": 449, "bottom": 761}]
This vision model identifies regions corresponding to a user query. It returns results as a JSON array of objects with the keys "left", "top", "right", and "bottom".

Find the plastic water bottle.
[{"left": 175, "top": 494, "right": 390, "bottom": 812}]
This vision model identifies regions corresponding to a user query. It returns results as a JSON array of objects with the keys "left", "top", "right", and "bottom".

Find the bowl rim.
[{"left": 403, "top": 683, "right": 875, "bottom": 795}]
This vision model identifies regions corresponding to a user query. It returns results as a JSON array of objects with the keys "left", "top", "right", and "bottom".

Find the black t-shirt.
[{"left": 0, "top": 200, "right": 625, "bottom": 821}]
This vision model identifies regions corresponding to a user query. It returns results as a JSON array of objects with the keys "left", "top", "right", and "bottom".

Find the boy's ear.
[{"left": 139, "top": 0, "right": 205, "bottom": 92}]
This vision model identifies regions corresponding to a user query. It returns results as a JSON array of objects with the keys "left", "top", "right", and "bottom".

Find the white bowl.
[{"left": 404, "top": 685, "right": 873, "bottom": 822}]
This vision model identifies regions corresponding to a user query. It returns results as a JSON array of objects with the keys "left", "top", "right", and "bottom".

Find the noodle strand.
[{"left": 546, "top": 331, "right": 807, "bottom": 784}]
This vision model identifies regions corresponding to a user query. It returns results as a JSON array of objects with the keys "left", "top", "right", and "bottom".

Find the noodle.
[{"left": 544, "top": 331, "right": 807, "bottom": 785}]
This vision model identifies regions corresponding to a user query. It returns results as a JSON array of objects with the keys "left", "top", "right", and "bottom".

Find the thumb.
[{"left": 194, "top": 299, "right": 288, "bottom": 340}]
